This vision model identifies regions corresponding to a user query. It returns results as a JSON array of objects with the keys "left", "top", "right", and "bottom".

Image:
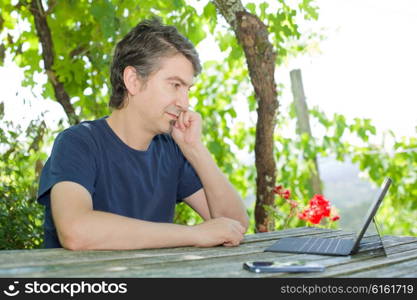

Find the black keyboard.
[{"left": 265, "top": 237, "right": 355, "bottom": 256}]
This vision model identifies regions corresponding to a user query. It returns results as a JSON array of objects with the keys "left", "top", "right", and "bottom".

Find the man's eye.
[{"left": 172, "top": 83, "right": 180, "bottom": 89}]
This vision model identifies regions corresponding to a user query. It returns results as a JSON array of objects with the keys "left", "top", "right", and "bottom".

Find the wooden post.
[{"left": 290, "top": 69, "right": 322, "bottom": 196}]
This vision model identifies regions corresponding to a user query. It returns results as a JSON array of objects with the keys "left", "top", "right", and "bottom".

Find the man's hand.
[
  {"left": 191, "top": 217, "right": 246, "bottom": 247},
  {"left": 171, "top": 110, "right": 203, "bottom": 151},
  {"left": 171, "top": 109, "right": 250, "bottom": 234}
]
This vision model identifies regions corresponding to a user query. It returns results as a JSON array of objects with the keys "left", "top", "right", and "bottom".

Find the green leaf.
[
  {"left": 246, "top": 3, "right": 256, "bottom": 14},
  {"left": 90, "top": 0, "right": 116, "bottom": 39},
  {"left": 188, "top": 21, "right": 206, "bottom": 45},
  {"left": 218, "top": 33, "right": 234, "bottom": 52},
  {"left": 173, "top": 0, "right": 183, "bottom": 9},
  {"left": 203, "top": 2, "right": 217, "bottom": 19}
]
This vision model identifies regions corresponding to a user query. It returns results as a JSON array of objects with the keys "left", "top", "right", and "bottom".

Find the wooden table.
[{"left": 1, "top": 227, "right": 416, "bottom": 278}]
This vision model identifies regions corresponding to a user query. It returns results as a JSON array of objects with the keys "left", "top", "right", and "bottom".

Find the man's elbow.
[
  {"left": 58, "top": 224, "right": 90, "bottom": 251},
  {"left": 240, "top": 214, "right": 250, "bottom": 233},
  {"left": 237, "top": 199, "right": 250, "bottom": 232}
]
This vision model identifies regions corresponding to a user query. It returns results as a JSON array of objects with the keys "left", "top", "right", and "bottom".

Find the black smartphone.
[{"left": 243, "top": 261, "right": 325, "bottom": 273}]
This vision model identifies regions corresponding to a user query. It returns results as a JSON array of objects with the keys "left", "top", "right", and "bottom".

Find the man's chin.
[{"left": 166, "top": 120, "right": 176, "bottom": 135}]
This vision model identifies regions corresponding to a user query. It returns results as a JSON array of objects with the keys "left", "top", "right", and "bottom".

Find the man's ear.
[{"left": 123, "top": 66, "right": 142, "bottom": 95}]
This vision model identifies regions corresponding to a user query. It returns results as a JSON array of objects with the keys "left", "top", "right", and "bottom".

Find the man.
[{"left": 37, "top": 18, "right": 249, "bottom": 250}]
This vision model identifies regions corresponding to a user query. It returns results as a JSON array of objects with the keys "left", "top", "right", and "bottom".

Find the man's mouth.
[{"left": 166, "top": 112, "right": 179, "bottom": 119}]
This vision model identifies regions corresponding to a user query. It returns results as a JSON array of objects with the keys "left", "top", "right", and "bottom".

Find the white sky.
[
  {"left": 281, "top": 0, "right": 417, "bottom": 139},
  {"left": 1, "top": 0, "right": 416, "bottom": 141}
]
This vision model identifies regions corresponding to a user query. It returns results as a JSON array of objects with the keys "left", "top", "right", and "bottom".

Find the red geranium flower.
[
  {"left": 273, "top": 185, "right": 291, "bottom": 199},
  {"left": 272, "top": 185, "right": 339, "bottom": 228},
  {"left": 298, "top": 194, "right": 339, "bottom": 225},
  {"left": 273, "top": 185, "right": 283, "bottom": 194},
  {"left": 282, "top": 189, "right": 291, "bottom": 199}
]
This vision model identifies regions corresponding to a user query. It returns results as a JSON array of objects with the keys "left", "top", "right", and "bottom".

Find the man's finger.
[
  {"left": 183, "top": 111, "right": 192, "bottom": 128},
  {"left": 223, "top": 241, "right": 239, "bottom": 247},
  {"left": 230, "top": 219, "right": 246, "bottom": 234},
  {"left": 239, "top": 224, "right": 246, "bottom": 234},
  {"left": 179, "top": 112, "right": 186, "bottom": 130}
]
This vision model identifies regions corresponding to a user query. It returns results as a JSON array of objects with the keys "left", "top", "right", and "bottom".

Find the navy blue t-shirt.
[{"left": 37, "top": 117, "right": 203, "bottom": 248}]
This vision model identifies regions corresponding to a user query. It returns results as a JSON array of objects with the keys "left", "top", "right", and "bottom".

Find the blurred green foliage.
[
  {"left": 271, "top": 105, "right": 417, "bottom": 235},
  {"left": 0, "top": 108, "right": 47, "bottom": 249}
]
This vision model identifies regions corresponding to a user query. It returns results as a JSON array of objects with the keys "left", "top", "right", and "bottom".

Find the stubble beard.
[{"left": 168, "top": 119, "right": 176, "bottom": 135}]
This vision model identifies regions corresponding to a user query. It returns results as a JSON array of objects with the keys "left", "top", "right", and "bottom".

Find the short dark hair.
[{"left": 109, "top": 17, "right": 201, "bottom": 109}]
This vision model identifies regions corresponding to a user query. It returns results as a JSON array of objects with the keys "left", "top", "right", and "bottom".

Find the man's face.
[{"left": 132, "top": 53, "right": 194, "bottom": 135}]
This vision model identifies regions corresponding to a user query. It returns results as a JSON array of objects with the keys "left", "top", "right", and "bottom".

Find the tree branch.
[{"left": 29, "top": 0, "right": 79, "bottom": 125}]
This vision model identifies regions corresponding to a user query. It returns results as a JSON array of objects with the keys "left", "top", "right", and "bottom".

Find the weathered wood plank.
[
  {"left": 2, "top": 235, "right": 415, "bottom": 278},
  {"left": 79, "top": 240, "right": 417, "bottom": 278},
  {"left": 0, "top": 228, "right": 415, "bottom": 278},
  {"left": 343, "top": 257, "right": 417, "bottom": 277},
  {"left": 265, "top": 236, "right": 417, "bottom": 278},
  {"left": 0, "top": 227, "right": 345, "bottom": 270},
  {"left": 0, "top": 230, "right": 355, "bottom": 277},
  {"left": 307, "top": 248, "right": 417, "bottom": 278}
]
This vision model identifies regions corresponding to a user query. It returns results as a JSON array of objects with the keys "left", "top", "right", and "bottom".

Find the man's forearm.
[
  {"left": 183, "top": 144, "right": 249, "bottom": 229},
  {"left": 62, "top": 210, "right": 196, "bottom": 250}
]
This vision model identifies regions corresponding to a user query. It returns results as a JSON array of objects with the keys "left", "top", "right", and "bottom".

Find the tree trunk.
[
  {"left": 213, "top": 0, "right": 279, "bottom": 232},
  {"left": 29, "top": 0, "right": 79, "bottom": 125}
]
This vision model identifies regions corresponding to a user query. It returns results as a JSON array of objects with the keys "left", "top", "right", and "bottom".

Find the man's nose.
[{"left": 176, "top": 90, "right": 189, "bottom": 112}]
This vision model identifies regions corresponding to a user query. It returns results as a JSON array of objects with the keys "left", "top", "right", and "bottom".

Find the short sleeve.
[
  {"left": 176, "top": 158, "right": 203, "bottom": 203},
  {"left": 37, "top": 129, "right": 97, "bottom": 205}
]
